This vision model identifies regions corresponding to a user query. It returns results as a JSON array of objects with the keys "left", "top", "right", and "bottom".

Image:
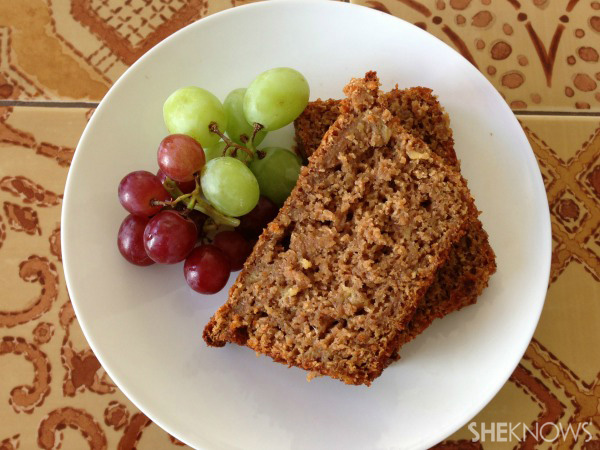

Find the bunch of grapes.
[{"left": 117, "top": 68, "right": 308, "bottom": 295}]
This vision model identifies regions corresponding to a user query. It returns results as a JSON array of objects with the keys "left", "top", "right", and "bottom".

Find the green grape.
[
  {"left": 163, "top": 87, "right": 227, "bottom": 148},
  {"left": 203, "top": 141, "right": 226, "bottom": 162},
  {"left": 249, "top": 147, "right": 302, "bottom": 206},
  {"left": 201, "top": 157, "right": 259, "bottom": 217},
  {"left": 224, "top": 88, "right": 267, "bottom": 146},
  {"left": 243, "top": 68, "right": 309, "bottom": 131}
]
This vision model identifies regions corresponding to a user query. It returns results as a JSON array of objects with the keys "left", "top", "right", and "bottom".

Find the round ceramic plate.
[{"left": 62, "top": 2, "right": 551, "bottom": 449}]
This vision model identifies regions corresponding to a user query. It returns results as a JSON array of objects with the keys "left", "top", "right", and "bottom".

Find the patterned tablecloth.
[{"left": 0, "top": 0, "right": 598, "bottom": 449}]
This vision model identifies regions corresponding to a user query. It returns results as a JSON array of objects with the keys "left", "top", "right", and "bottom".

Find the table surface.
[{"left": 0, "top": 1, "right": 598, "bottom": 449}]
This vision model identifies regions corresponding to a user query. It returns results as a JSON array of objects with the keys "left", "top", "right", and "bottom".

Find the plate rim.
[{"left": 61, "top": 1, "right": 552, "bottom": 449}]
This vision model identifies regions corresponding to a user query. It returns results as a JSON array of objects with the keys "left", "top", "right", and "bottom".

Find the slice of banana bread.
[
  {"left": 295, "top": 89, "right": 496, "bottom": 348},
  {"left": 203, "top": 73, "right": 478, "bottom": 385}
]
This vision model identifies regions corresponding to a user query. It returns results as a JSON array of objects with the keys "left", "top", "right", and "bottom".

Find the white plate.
[{"left": 62, "top": 2, "right": 551, "bottom": 449}]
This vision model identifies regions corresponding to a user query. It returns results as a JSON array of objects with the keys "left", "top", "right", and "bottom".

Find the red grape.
[
  {"left": 184, "top": 245, "right": 231, "bottom": 294},
  {"left": 157, "top": 134, "right": 205, "bottom": 182},
  {"left": 238, "top": 196, "right": 279, "bottom": 237},
  {"left": 213, "top": 230, "right": 251, "bottom": 271},
  {"left": 118, "top": 170, "right": 171, "bottom": 217},
  {"left": 117, "top": 215, "right": 154, "bottom": 266},
  {"left": 156, "top": 169, "right": 196, "bottom": 195},
  {"left": 143, "top": 210, "right": 197, "bottom": 264}
]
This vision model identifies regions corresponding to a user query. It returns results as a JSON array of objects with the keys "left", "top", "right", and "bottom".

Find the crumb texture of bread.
[
  {"left": 399, "top": 220, "right": 496, "bottom": 343},
  {"left": 295, "top": 87, "right": 496, "bottom": 350},
  {"left": 204, "top": 73, "right": 477, "bottom": 386}
]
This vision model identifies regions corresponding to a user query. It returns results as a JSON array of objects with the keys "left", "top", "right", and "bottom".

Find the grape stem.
[
  {"left": 239, "top": 123, "right": 265, "bottom": 153},
  {"left": 160, "top": 177, "right": 240, "bottom": 227},
  {"left": 208, "top": 122, "right": 254, "bottom": 161},
  {"left": 250, "top": 122, "right": 264, "bottom": 148}
]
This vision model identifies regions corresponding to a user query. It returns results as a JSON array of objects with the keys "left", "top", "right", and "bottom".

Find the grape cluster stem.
[
  {"left": 208, "top": 122, "right": 265, "bottom": 161},
  {"left": 155, "top": 178, "right": 240, "bottom": 227}
]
